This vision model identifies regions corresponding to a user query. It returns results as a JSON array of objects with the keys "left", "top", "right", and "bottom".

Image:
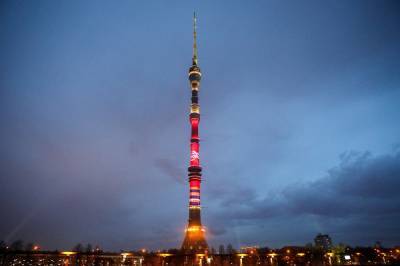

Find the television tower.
[{"left": 181, "top": 13, "right": 208, "bottom": 253}]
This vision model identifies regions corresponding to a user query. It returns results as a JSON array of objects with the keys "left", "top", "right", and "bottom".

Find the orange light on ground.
[
  {"left": 121, "top": 253, "right": 133, "bottom": 263},
  {"left": 268, "top": 253, "right": 278, "bottom": 257},
  {"left": 297, "top": 253, "right": 305, "bottom": 257},
  {"left": 158, "top": 253, "right": 172, "bottom": 258},
  {"left": 61, "top": 251, "right": 77, "bottom": 256},
  {"left": 237, "top": 254, "right": 247, "bottom": 266}
]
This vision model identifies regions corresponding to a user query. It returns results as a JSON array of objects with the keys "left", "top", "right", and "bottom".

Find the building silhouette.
[{"left": 314, "top": 233, "right": 333, "bottom": 250}]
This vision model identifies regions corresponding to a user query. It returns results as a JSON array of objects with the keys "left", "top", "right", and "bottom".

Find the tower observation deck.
[{"left": 181, "top": 13, "right": 208, "bottom": 254}]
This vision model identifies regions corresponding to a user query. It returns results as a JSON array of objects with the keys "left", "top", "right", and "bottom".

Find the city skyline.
[{"left": 0, "top": 0, "right": 400, "bottom": 251}]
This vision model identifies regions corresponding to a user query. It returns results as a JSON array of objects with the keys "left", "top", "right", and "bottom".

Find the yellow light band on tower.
[{"left": 191, "top": 104, "right": 200, "bottom": 114}]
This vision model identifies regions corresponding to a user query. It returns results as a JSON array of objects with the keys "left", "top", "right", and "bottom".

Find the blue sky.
[{"left": 0, "top": 0, "right": 399, "bottom": 250}]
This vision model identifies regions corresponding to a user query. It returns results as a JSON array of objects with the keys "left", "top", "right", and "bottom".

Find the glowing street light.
[{"left": 237, "top": 253, "right": 248, "bottom": 266}]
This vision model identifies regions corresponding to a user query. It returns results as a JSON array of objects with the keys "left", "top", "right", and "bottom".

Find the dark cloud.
[
  {"left": 284, "top": 150, "right": 400, "bottom": 217},
  {"left": 208, "top": 150, "right": 400, "bottom": 246}
]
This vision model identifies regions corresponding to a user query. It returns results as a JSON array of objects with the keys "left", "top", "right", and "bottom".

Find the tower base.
[{"left": 181, "top": 227, "right": 208, "bottom": 254}]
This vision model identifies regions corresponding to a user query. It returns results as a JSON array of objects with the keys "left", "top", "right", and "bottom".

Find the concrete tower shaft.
[{"left": 181, "top": 13, "right": 208, "bottom": 254}]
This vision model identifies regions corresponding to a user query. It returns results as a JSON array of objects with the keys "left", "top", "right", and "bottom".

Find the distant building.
[
  {"left": 374, "top": 241, "right": 383, "bottom": 249},
  {"left": 314, "top": 233, "right": 333, "bottom": 250},
  {"left": 239, "top": 246, "right": 259, "bottom": 255}
]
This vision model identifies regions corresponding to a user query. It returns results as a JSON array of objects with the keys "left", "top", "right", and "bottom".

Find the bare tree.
[
  {"left": 73, "top": 243, "right": 83, "bottom": 252},
  {"left": 25, "top": 243, "right": 34, "bottom": 251},
  {"left": 10, "top": 240, "right": 24, "bottom": 251},
  {"left": 0, "top": 241, "right": 6, "bottom": 250},
  {"left": 219, "top": 244, "right": 225, "bottom": 255},
  {"left": 227, "top": 244, "right": 234, "bottom": 254},
  {"left": 85, "top": 243, "right": 92, "bottom": 253},
  {"left": 211, "top": 246, "right": 216, "bottom": 254}
]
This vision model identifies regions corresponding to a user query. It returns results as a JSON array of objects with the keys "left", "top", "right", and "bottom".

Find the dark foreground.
[{"left": 1, "top": 248, "right": 400, "bottom": 266}]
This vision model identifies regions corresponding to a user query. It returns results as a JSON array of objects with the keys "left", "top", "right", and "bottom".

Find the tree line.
[{"left": 0, "top": 240, "right": 101, "bottom": 253}]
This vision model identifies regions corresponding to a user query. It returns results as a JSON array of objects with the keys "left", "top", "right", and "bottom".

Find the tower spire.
[{"left": 192, "top": 12, "right": 198, "bottom": 65}]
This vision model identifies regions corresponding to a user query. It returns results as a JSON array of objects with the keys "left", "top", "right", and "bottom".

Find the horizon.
[
  {"left": 0, "top": 0, "right": 400, "bottom": 251},
  {"left": 0, "top": 237, "right": 399, "bottom": 252}
]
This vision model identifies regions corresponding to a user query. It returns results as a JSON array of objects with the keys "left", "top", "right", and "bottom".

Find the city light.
[
  {"left": 2, "top": 242, "right": 400, "bottom": 265},
  {"left": 61, "top": 251, "right": 77, "bottom": 256},
  {"left": 158, "top": 253, "right": 172, "bottom": 258},
  {"left": 120, "top": 252, "right": 133, "bottom": 263}
]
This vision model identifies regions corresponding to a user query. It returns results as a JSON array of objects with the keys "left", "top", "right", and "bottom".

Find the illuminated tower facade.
[{"left": 181, "top": 13, "right": 208, "bottom": 253}]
